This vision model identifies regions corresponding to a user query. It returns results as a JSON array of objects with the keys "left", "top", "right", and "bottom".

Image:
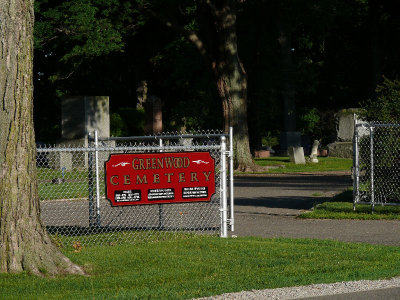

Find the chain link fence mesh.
[
  {"left": 354, "top": 122, "right": 400, "bottom": 208},
  {"left": 36, "top": 130, "right": 229, "bottom": 246}
]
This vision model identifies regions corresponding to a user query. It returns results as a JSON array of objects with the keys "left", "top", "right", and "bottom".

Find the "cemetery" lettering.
[{"left": 109, "top": 171, "right": 212, "bottom": 186}]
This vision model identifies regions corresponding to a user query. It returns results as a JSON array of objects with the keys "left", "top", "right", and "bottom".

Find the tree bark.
[
  {"left": 0, "top": 0, "right": 84, "bottom": 276},
  {"left": 209, "top": 0, "right": 258, "bottom": 172}
]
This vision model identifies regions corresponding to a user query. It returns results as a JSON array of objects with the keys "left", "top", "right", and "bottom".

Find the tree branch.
[
  {"left": 205, "top": 0, "right": 218, "bottom": 18},
  {"left": 146, "top": 8, "right": 209, "bottom": 60}
]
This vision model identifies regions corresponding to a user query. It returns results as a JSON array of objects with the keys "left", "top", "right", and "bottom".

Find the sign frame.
[{"left": 104, "top": 151, "right": 216, "bottom": 206}]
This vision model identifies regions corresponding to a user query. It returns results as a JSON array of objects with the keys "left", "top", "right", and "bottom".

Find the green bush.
[
  {"left": 110, "top": 107, "right": 145, "bottom": 137},
  {"left": 361, "top": 76, "right": 400, "bottom": 122},
  {"left": 298, "top": 107, "right": 320, "bottom": 136},
  {"left": 110, "top": 113, "right": 128, "bottom": 137},
  {"left": 261, "top": 131, "right": 279, "bottom": 147}
]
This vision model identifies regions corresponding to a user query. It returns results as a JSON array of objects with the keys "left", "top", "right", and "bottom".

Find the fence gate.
[
  {"left": 36, "top": 129, "right": 234, "bottom": 245},
  {"left": 353, "top": 119, "right": 400, "bottom": 211}
]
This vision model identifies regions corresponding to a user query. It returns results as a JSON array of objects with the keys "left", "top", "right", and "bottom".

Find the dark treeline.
[{"left": 33, "top": 0, "right": 400, "bottom": 151}]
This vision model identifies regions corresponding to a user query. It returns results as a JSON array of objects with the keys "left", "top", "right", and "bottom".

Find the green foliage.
[
  {"left": 297, "top": 107, "right": 320, "bottom": 136},
  {"left": 110, "top": 107, "right": 145, "bottom": 136},
  {"left": 110, "top": 113, "right": 127, "bottom": 137},
  {"left": 32, "top": 0, "right": 400, "bottom": 147},
  {"left": 261, "top": 132, "right": 279, "bottom": 147},
  {"left": 295, "top": 108, "right": 336, "bottom": 146},
  {"left": 361, "top": 77, "right": 400, "bottom": 123},
  {"left": 34, "top": 0, "right": 142, "bottom": 76}
]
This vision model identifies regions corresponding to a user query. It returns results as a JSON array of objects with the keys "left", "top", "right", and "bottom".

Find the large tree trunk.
[
  {"left": 0, "top": 0, "right": 84, "bottom": 275},
  {"left": 211, "top": 0, "right": 258, "bottom": 172}
]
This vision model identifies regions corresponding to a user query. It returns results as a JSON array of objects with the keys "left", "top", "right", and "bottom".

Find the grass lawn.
[
  {"left": 1, "top": 236, "right": 400, "bottom": 299},
  {"left": 254, "top": 156, "right": 352, "bottom": 173},
  {"left": 38, "top": 181, "right": 91, "bottom": 200},
  {"left": 37, "top": 168, "right": 106, "bottom": 200},
  {"left": 299, "top": 190, "right": 400, "bottom": 220}
]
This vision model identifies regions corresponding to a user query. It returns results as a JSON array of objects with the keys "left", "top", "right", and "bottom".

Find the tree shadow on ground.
[{"left": 235, "top": 196, "right": 329, "bottom": 210}]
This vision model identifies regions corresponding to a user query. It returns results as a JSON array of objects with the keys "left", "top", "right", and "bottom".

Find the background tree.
[
  {"left": 0, "top": 0, "right": 84, "bottom": 275},
  {"left": 34, "top": 0, "right": 256, "bottom": 170},
  {"left": 33, "top": 0, "right": 400, "bottom": 158},
  {"left": 147, "top": 0, "right": 256, "bottom": 170}
]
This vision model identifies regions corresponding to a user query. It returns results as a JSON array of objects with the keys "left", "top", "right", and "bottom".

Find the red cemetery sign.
[{"left": 105, "top": 152, "right": 216, "bottom": 206}]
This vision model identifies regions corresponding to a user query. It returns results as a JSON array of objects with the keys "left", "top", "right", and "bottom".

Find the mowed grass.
[
  {"left": 38, "top": 181, "right": 90, "bottom": 200},
  {"left": 37, "top": 168, "right": 105, "bottom": 200},
  {"left": 299, "top": 190, "right": 400, "bottom": 220},
  {"left": 254, "top": 156, "right": 352, "bottom": 173},
  {"left": 1, "top": 236, "right": 400, "bottom": 299},
  {"left": 300, "top": 202, "right": 400, "bottom": 220}
]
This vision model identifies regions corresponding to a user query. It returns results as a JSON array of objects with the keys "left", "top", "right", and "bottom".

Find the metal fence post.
[
  {"left": 94, "top": 130, "right": 101, "bottom": 226},
  {"left": 370, "top": 126, "right": 375, "bottom": 212},
  {"left": 88, "top": 133, "right": 96, "bottom": 227},
  {"left": 158, "top": 137, "right": 164, "bottom": 229},
  {"left": 353, "top": 116, "right": 359, "bottom": 211},
  {"left": 220, "top": 136, "right": 228, "bottom": 238},
  {"left": 159, "top": 137, "right": 163, "bottom": 152},
  {"left": 229, "top": 127, "right": 234, "bottom": 232}
]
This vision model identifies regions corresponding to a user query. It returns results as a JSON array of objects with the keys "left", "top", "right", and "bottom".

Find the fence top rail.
[
  {"left": 92, "top": 133, "right": 229, "bottom": 142},
  {"left": 355, "top": 122, "right": 400, "bottom": 128},
  {"left": 36, "top": 144, "right": 221, "bottom": 153}
]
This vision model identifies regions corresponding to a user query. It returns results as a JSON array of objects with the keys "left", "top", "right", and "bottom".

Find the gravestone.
[
  {"left": 337, "top": 110, "right": 357, "bottom": 141},
  {"left": 62, "top": 96, "right": 110, "bottom": 140},
  {"left": 327, "top": 109, "right": 364, "bottom": 158},
  {"left": 289, "top": 146, "right": 306, "bottom": 164},
  {"left": 49, "top": 96, "right": 111, "bottom": 170},
  {"left": 310, "top": 140, "right": 319, "bottom": 163}
]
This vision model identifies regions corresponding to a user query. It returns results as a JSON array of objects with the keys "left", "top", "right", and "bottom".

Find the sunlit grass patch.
[
  {"left": 299, "top": 189, "right": 400, "bottom": 220},
  {"left": 1, "top": 236, "right": 400, "bottom": 299},
  {"left": 254, "top": 156, "right": 352, "bottom": 173}
]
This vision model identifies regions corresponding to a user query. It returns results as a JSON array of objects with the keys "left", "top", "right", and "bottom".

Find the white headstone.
[
  {"left": 310, "top": 140, "right": 319, "bottom": 163},
  {"left": 289, "top": 146, "right": 306, "bottom": 164}
]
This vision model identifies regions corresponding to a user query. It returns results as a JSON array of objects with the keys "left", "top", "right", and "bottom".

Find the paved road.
[
  {"left": 232, "top": 173, "right": 400, "bottom": 246},
  {"left": 234, "top": 172, "right": 352, "bottom": 215}
]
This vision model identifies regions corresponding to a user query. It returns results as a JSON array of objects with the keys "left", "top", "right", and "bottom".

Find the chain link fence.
[
  {"left": 36, "top": 129, "right": 234, "bottom": 246},
  {"left": 353, "top": 120, "right": 400, "bottom": 211}
]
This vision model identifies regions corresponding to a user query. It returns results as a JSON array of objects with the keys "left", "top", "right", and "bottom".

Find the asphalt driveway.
[{"left": 232, "top": 173, "right": 400, "bottom": 246}]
